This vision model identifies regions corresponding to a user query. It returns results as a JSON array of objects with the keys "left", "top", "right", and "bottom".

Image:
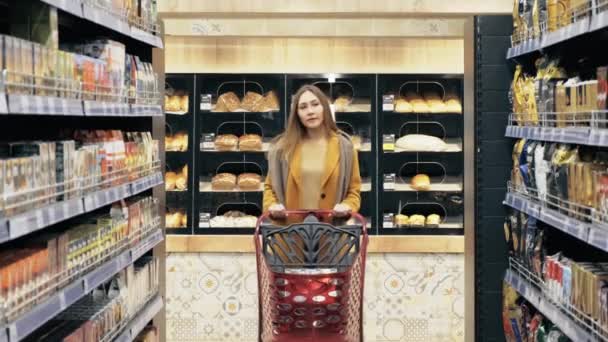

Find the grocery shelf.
[
  {"left": 388, "top": 177, "right": 462, "bottom": 192},
  {"left": 113, "top": 295, "right": 163, "bottom": 342},
  {"left": 504, "top": 259, "right": 600, "bottom": 342},
  {"left": 199, "top": 182, "right": 263, "bottom": 193},
  {"left": 0, "top": 171, "right": 163, "bottom": 245},
  {"left": 40, "top": 0, "right": 163, "bottom": 48},
  {"left": 503, "top": 186, "right": 608, "bottom": 253},
  {"left": 2, "top": 93, "right": 162, "bottom": 117},
  {"left": 505, "top": 125, "right": 608, "bottom": 147},
  {"left": 0, "top": 228, "right": 164, "bottom": 342}
]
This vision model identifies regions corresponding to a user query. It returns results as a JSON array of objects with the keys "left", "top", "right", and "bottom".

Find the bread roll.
[
  {"left": 165, "top": 172, "right": 177, "bottom": 191},
  {"left": 395, "top": 134, "right": 447, "bottom": 152},
  {"left": 176, "top": 174, "right": 187, "bottom": 190},
  {"left": 238, "top": 134, "right": 262, "bottom": 151},
  {"left": 426, "top": 214, "right": 441, "bottom": 227},
  {"left": 179, "top": 96, "right": 189, "bottom": 112},
  {"left": 166, "top": 212, "right": 181, "bottom": 228},
  {"left": 445, "top": 98, "right": 462, "bottom": 113},
  {"left": 334, "top": 96, "right": 351, "bottom": 112},
  {"left": 212, "top": 173, "right": 237, "bottom": 190},
  {"left": 237, "top": 173, "right": 262, "bottom": 190},
  {"left": 394, "top": 214, "right": 409, "bottom": 226},
  {"left": 411, "top": 174, "right": 431, "bottom": 191},
  {"left": 214, "top": 134, "right": 238, "bottom": 151},
  {"left": 241, "top": 91, "right": 264, "bottom": 112},
  {"left": 409, "top": 214, "right": 426, "bottom": 227},
  {"left": 394, "top": 98, "right": 413, "bottom": 113},
  {"left": 214, "top": 92, "right": 240, "bottom": 112}
]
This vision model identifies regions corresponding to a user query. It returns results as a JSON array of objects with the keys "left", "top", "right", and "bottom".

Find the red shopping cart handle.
[{"left": 255, "top": 210, "right": 367, "bottom": 236}]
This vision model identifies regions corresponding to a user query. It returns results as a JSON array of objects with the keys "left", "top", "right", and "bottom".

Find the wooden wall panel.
[{"left": 165, "top": 36, "right": 464, "bottom": 73}]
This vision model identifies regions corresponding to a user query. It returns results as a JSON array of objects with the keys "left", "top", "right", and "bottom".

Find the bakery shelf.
[
  {"left": 113, "top": 294, "right": 163, "bottom": 342},
  {"left": 0, "top": 170, "right": 163, "bottom": 245},
  {"left": 504, "top": 258, "right": 600, "bottom": 342},
  {"left": 503, "top": 184, "right": 608, "bottom": 253},
  {"left": 0, "top": 228, "right": 164, "bottom": 342},
  {"left": 39, "top": 0, "right": 163, "bottom": 48},
  {"left": 199, "top": 181, "right": 263, "bottom": 193},
  {"left": 505, "top": 125, "right": 608, "bottom": 147},
  {"left": 387, "top": 138, "right": 463, "bottom": 153},
  {"left": 200, "top": 142, "right": 271, "bottom": 153},
  {"left": 388, "top": 177, "right": 462, "bottom": 192}
]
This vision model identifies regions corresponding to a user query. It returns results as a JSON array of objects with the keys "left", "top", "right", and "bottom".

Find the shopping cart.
[{"left": 254, "top": 210, "right": 368, "bottom": 342}]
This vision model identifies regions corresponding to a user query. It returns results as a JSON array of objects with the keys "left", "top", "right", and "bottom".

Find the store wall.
[
  {"left": 165, "top": 36, "right": 464, "bottom": 73},
  {"left": 166, "top": 252, "right": 465, "bottom": 341}
]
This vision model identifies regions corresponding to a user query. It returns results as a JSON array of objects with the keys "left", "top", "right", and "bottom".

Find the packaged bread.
[
  {"left": 394, "top": 98, "right": 413, "bottom": 113},
  {"left": 237, "top": 173, "right": 262, "bottom": 190},
  {"left": 394, "top": 214, "right": 409, "bottom": 226},
  {"left": 165, "top": 172, "right": 177, "bottom": 191},
  {"left": 241, "top": 91, "right": 264, "bottom": 112},
  {"left": 214, "top": 92, "right": 240, "bottom": 112},
  {"left": 333, "top": 96, "right": 351, "bottom": 112},
  {"left": 426, "top": 214, "right": 441, "bottom": 227},
  {"left": 409, "top": 214, "right": 426, "bottom": 227},
  {"left": 238, "top": 134, "right": 263, "bottom": 151},
  {"left": 396, "top": 134, "right": 447, "bottom": 152},
  {"left": 411, "top": 174, "right": 431, "bottom": 191},
  {"left": 214, "top": 134, "right": 238, "bottom": 151},
  {"left": 252, "top": 90, "right": 280, "bottom": 112},
  {"left": 212, "top": 173, "right": 237, "bottom": 190}
]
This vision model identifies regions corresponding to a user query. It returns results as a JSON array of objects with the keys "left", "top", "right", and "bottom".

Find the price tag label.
[
  {"left": 201, "top": 133, "right": 216, "bottom": 150},
  {"left": 199, "top": 212, "right": 211, "bottom": 228},
  {"left": 382, "top": 134, "right": 395, "bottom": 151},
  {"left": 200, "top": 94, "right": 212, "bottom": 111},
  {"left": 383, "top": 174, "right": 396, "bottom": 191},
  {"left": 383, "top": 213, "right": 394, "bottom": 228},
  {"left": 382, "top": 95, "right": 394, "bottom": 112}
]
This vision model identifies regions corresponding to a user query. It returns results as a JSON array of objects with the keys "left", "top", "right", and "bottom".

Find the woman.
[{"left": 264, "top": 84, "right": 361, "bottom": 218}]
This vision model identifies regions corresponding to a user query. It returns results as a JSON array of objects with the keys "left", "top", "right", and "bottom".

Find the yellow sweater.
[{"left": 299, "top": 138, "right": 327, "bottom": 209}]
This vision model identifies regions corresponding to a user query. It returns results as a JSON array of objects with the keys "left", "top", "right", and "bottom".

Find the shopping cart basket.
[{"left": 254, "top": 210, "right": 368, "bottom": 342}]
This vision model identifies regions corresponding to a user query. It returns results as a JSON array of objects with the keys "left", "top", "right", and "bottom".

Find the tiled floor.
[{"left": 166, "top": 252, "right": 464, "bottom": 342}]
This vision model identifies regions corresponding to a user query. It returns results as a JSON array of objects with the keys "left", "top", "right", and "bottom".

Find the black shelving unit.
[{"left": 377, "top": 74, "right": 464, "bottom": 235}]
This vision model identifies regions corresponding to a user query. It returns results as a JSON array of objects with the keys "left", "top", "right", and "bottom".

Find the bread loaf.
[
  {"left": 214, "top": 134, "right": 238, "bottom": 151},
  {"left": 394, "top": 214, "right": 409, "bottom": 226},
  {"left": 241, "top": 91, "right": 263, "bottom": 112},
  {"left": 179, "top": 96, "right": 188, "bottom": 112},
  {"left": 411, "top": 174, "right": 431, "bottom": 191},
  {"left": 396, "top": 134, "right": 447, "bottom": 152},
  {"left": 180, "top": 213, "right": 188, "bottom": 227},
  {"left": 257, "top": 90, "right": 280, "bottom": 112},
  {"left": 426, "top": 214, "right": 441, "bottom": 226},
  {"left": 175, "top": 174, "right": 187, "bottom": 190},
  {"left": 165, "top": 172, "right": 177, "bottom": 191},
  {"left": 238, "top": 134, "right": 262, "bottom": 151},
  {"left": 212, "top": 173, "right": 237, "bottom": 190},
  {"left": 394, "top": 98, "right": 413, "bottom": 113},
  {"left": 445, "top": 98, "right": 462, "bottom": 113},
  {"left": 237, "top": 173, "right": 262, "bottom": 190},
  {"left": 333, "top": 96, "right": 351, "bottom": 112},
  {"left": 409, "top": 214, "right": 426, "bottom": 227},
  {"left": 351, "top": 135, "right": 362, "bottom": 150},
  {"left": 214, "top": 92, "right": 240, "bottom": 112}
]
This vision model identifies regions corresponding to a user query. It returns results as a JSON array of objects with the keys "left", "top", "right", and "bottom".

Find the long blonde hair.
[{"left": 274, "top": 84, "right": 338, "bottom": 161}]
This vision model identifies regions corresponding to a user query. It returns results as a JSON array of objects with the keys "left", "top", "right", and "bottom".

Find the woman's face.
[{"left": 297, "top": 90, "right": 324, "bottom": 130}]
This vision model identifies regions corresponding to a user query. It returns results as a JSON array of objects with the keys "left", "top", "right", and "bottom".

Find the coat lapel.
[{"left": 320, "top": 133, "right": 339, "bottom": 188}]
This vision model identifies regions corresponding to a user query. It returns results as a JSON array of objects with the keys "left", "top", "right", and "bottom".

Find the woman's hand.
[
  {"left": 332, "top": 203, "right": 352, "bottom": 217},
  {"left": 269, "top": 203, "right": 286, "bottom": 219}
]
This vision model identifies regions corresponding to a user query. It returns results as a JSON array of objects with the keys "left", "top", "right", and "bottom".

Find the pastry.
[
  {"left": 333, "top": 96, "right": 351, "bottom": 112},
  {"left": 241, "top": 91, "right": 264, "bottom": 112},
  {"left": 211, "top": 173, "right": 237, "bottom": 190},
  {"left": 253, "top": 90, "right": 280, "bottom": 112},
  {"left": 411, "top": 174, "right": 431, "bottom": 191},
  {"left": 237, "top": 173, "right": 262, "bottom": 190},
  {"left": 179, "top": 95, "right": 189, "bottom": 112},
  {"left": 395, "top": 134, "right": 447, "bottom": 152},
  {"left": 409, "top": 214, "right": 426, "bottom": 227},
  {"left": 445, "top": 98, "right": 462, "bottom": 113},
  {"left": 165, "top": 172, "right": 177, "bottom": 191},
  {"left": 238, "top": 134, "right": 263, "bottom": 151},
  {"left": 394, "top": 214, "right": 409, "bottom": 226},
  {"left": 426, "top": 214, "right": 441, "bottom": 227},
  {"left": 394, "top": 98, "right": 413, "bottom": 113},
  {"left": 214, "top": 92, "right": 240, "bottom": 112},
  {"left": 351, "top": 135, "right": 362, "bottom": 150},
  {"left": 214, "top": 134, "right": 238, "bottom": 151},
  {"left": 175, "top": 174, "right": 187, "bottom": 190}
]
